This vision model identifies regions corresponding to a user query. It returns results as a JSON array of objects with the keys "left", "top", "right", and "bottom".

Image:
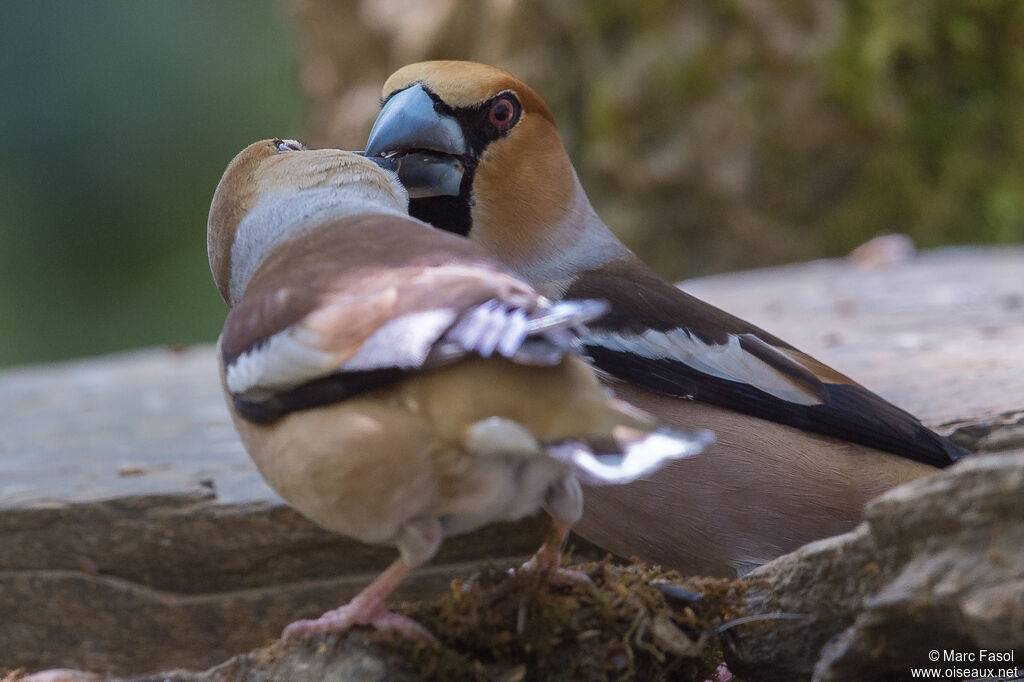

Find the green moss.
[{"left": 370, "top": 559, "right": 746, "bottom": 682}]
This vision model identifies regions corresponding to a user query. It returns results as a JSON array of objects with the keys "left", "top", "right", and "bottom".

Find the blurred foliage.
[
  {"left": 569, "top": 0, "right": 1024, "bottom": 275},
  {"left": 1, "top": 0, "right": 1021, "bottom": 368},
  {"left": 294, "top": 0, "right": 1023, "bottom": 285},
  {"left": 825, "top": 0, "right": 1024, "bottom": 250},
  {"left": 0, "top": 1, "right": 300, "bottom": 367}
]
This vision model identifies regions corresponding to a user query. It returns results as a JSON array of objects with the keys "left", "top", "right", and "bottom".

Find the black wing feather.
[
  {"left": 231, "top": 366, "right": 411, "bottom": 424},
  {"left": 587, "top": 346, "right": 967, "bottom": 468}
]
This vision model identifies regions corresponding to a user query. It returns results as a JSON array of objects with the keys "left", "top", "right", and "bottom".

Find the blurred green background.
[
  {"left": 1, "top": 1, "right": 1022, "bottom": 369},
  {"left": 0, "top": 2, "right": 301, "bottom": 368}
]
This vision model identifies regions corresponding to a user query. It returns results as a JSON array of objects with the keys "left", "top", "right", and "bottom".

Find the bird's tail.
[{"left": 545, "top": 403, "right": 715, "bottom": 487}]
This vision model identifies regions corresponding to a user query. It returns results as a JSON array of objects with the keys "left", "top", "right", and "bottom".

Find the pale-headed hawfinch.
[{"left": 207, "top": 139, "right": 712, "bottom": 636}]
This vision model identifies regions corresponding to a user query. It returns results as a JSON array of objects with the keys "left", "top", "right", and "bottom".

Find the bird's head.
[
  {"left": 208, "top": 139, "right": 408, "bottom": 306},
  {"left": 365, "top": 61, "right": 595, "bottom": 285}
]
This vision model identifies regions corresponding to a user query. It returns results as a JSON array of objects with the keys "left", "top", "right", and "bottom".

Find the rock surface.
[
  {"left": 13, "top": 561, "right": 739, "bottom": 682},
  {"left": 0, "top": 349, "right": 559, "bottom": 673},
  {"left": 724, "top": 452, "right": 1024, "bottom": 681},
  {"left": 3, "top": 247, "right": 1023, "bottom": 678}
]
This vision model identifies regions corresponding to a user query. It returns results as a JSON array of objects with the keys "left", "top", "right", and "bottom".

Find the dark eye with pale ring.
[
  {"left": 488, "top": 97, "right": 517, "bottom": 130},
  {"left": 274, "top": 139, "right": 305, "bottom": 152}
]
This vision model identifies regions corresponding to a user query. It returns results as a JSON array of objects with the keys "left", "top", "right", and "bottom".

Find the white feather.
[
  {"left": 585, "top": 328, "right": 822, "bottom": 406},
  {"left": 546, "top": 427, "right": 714, "bottom": 486},
  {"left": 226, "top": 308, "right": 460, "bottom": 396},
  {"left": 226, "top": 326, "right": 335, "bottom": 395},
  {"left": 342, "top": 309, "right": 458, "bottom": 371}
]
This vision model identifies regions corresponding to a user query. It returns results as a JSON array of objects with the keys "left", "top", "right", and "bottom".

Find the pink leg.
[
  {"left": 520, "top": 520, "right": 591, "bottom": 584},
  {"left": 283, "top": 558, "right": 432, "bottom": 640},
  {"left": 530, "top": 519, "right": 572, "bottom": 570}
]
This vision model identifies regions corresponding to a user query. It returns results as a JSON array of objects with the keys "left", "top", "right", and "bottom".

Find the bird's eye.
[
  {"left": 274, "top": 139, "right": 305, "bottom": 152},
  {"left": 487, "top": 97, "right": 517, "bottom": 130}
]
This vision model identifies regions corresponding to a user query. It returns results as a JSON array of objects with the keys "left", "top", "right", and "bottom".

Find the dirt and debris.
[{"left": 372, "top": 557, "right": 749, "bottom": 682}]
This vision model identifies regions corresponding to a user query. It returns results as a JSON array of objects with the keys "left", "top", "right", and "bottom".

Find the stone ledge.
[{"left": 4, "top": 246, "right": 1022, "bottom": 676}]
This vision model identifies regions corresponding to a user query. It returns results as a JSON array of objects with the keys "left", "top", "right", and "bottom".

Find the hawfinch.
[
  {"left": 206, "top": 139, "right": 712, "bottom": 636},
  {"left": 363, "top": 61, "right": 969, "bottom": 577}
]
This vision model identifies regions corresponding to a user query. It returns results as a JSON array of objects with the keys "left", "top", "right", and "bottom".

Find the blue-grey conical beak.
[{"left": 365, "top": 83, "right": 467, "bottom": 198}]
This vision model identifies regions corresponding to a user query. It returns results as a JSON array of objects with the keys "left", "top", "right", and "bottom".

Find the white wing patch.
[
  {"left": 226, "top": 325, "right": 336, "bottom": 395},
  {"left": 585, "top": 328, "right": 823, "bottom": 406},
  {"left": 226, "top": 309, "right": 458, "bottom": 397},
  {"left": 342, "top": 309, "right": 458, "bottom": 371}
]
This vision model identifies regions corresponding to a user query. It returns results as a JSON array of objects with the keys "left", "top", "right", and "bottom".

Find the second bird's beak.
[{"left": 365, "top": 84, "right": 467, "bottom": 198}]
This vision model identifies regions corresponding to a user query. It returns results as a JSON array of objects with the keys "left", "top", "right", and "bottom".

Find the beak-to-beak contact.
[{"left": 365, "top": 84, "right": 467, "bottom": 198}]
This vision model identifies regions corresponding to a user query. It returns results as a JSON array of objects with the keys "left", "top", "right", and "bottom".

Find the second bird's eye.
[
  {"left": 275, "top": 139, "right": 305, "bottom": 152},
  {"left": 488, "top": 98, "right": 516, "bottom": 129}
]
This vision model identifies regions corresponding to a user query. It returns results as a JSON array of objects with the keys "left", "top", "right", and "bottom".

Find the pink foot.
[
  {"left": 281, "top": 557, "right": 434, "bottom": 641},
  {"left": 527, "top": 535, "right": 563, "bottom": 571},
  {"left": 517, "top": 520, "right": 593, "bottom": 585},
  {"left": 518, "top": 552, "right": 592, "bottom": 582},
  {"left": 705, "top": 662, "right": 733, "bottom": 682},
  {"left": 523, "top": 563, "right": 594, "bottom": 586},
  {"left": 283, "top": 604, "right": 434, "bottom": 641}
]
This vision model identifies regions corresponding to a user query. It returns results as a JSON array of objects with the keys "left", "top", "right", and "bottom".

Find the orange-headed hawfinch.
[
  {"left": 363, "top": 61, "right": 968, "bottom": 577},
  {"left": 207, "top": 139, "right": 712, "bottom": 636}
]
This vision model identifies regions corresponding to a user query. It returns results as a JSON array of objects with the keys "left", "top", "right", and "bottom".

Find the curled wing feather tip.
[{"left": 547, "top": 426, "right": 713, "bottom": 486}]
